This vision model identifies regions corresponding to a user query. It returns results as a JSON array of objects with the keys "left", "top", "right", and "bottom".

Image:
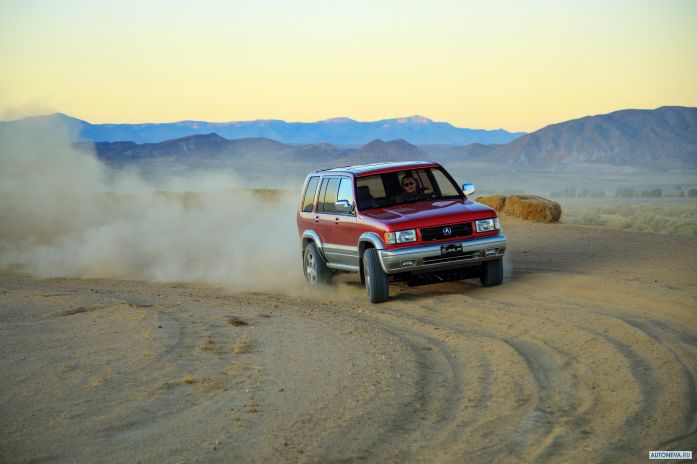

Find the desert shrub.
[
  {"left": 616, "top": 220, "right": 633, "bottom": 229},
  {"left": 578, "top": 214, "right": 606, "bottom": 226},
  {"left": 641, "top": 188, "right": 663, "bottom": 198},
  {"left": 234, "top": 339, "right": 252, "bottom": 353},
  {"left": 551, "top": 187, "right": 605, "bottom": 198},
  {"left": 671, "top": 222, "right": 697, "bottom": 236},
  {"left": 561, "top": 204, "right": 697, "bottom": 236},
  {"left": 615, "top": 187, "right": 635, "bottom": 197},
  {"left": 551, "top": 187, "right": 577, "bottom": 198}
]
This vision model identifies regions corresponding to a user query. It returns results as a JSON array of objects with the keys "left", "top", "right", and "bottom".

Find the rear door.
[{"left": 316, "top": 176, "right": 359, "bottom": 267}]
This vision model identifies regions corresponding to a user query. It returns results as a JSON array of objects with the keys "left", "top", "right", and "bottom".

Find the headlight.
[
  {"left": 475, "top": 218, "right": 500, "bottom": 233},
  {"left": 384, "top": 229, "right": 417, "bottom": 244}
]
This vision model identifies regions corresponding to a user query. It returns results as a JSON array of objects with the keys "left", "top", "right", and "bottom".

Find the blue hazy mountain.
[
  {"left": 4, "top": 107, "right": 695, "bottom": 170},
  {"left": 88, "top": 134, "right": 417, "bottom": 165},
  {"left": 478, "top": 106, "right": 697, "bottom": 169},
  {"left": 0, "top": 113, "right": 525, "bottom": 145}
]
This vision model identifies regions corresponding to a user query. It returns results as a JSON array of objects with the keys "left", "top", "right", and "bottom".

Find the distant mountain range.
[
  {"left": 479, "top": 106, "right": 697, "bottom": 169},
  {"left": 87, "top": 134, "right": 426, "bottom": 167},
  {"left": 0, "top": 113, "right": 524, "bottom": 145},
  {"left": 2, "top": 107, "right": 696, "bottom": 170}
]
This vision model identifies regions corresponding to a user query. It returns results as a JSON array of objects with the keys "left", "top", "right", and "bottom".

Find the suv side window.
[
  {"left": 317, "top": 178, "right": 330, "bottom": 211},
  {"left": 318, "top": 177, "right": 341, "bottom": 213},
  {"left": 336, "top": 177, "right": 355, "bottom": 215},
  {"left": 301, "top": 176, "right": 320, "bottom": 212}
]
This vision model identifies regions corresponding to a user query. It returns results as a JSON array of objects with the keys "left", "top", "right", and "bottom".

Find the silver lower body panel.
[{"left": 377, "top": 234, "right": 506, "bottom": 274}]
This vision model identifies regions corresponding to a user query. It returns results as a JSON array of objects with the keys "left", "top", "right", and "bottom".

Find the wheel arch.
[
  {"left": 302, "top": 230, "right": 326, "bottom": 261},
  {"left": 358, "top": 232, "right": 385, "bottom": 284}
]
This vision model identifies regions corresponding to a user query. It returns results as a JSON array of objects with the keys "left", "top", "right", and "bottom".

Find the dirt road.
[{"left": 1, "top": 218, "right": 696, "bottom": 463}]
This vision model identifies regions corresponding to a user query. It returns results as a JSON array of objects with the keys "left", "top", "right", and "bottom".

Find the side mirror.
[
  {"left": 335, "top": 199, "right": 354, "bottom": 213},
  {"left": 461, "top": 183, "right": 475, "bottom": 196}
]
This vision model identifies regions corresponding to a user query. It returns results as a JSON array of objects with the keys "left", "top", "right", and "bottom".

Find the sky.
[{"left": 0, "top": 0, "right": 695, "bottom": 132}]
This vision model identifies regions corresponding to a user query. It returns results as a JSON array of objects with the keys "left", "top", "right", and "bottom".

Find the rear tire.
[
  {"left": 304, "top": 242, "right": 332, "bottom": 286},
  {"left": 363, "top": 248, "right": 389, "bottom": 303},
  {"left": 480, "top": 258, "right": 503, "bottom": 287}
]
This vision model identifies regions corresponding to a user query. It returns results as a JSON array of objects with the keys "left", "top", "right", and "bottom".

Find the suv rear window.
[{"left": 301, "top": 176, "right": 320, "bottom": 212}]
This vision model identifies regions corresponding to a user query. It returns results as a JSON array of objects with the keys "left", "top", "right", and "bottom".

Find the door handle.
[
  {"left": 334, "top": 217, "right": 340, "bottom": 225},
  {"left": 315, "top": 215, "right": 320, "bottom": 223}
]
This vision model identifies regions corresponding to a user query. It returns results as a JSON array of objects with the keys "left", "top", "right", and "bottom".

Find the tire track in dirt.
[
  {"left": 620, "top": 318, "right": 697, "bottom": 451},
  {"left": 470, "top": 274, "right": 697, "bottom": 459},
  {"left": 322, "top": 269, "right": 696, "bottom": 463},
  {"left": 376, "top": 294, "right": 601, "bottom": 463},
  {"left": 315, "top": 328, "right": 456, "bottom": 462},
  {"left": 307, "top": 293, "right": 546, "bottom": 462},
  {"left": 321, "top": 319, "right": 466, "bottom": 463}
]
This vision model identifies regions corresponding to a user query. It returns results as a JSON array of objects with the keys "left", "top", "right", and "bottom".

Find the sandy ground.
[{"left": 1, "top": 217, "right": 696, "bottom": 463}]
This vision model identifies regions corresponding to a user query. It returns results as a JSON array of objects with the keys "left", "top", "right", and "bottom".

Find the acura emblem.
[{"left": 443, "top": 227, "right": 452, "bottom": 236}]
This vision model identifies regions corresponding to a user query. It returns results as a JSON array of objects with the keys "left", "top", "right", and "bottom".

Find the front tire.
[
  {"left": 363, "top": 248, "right": 389, "bottom": 303},
  {"left": 480, "top": 258, "right": 503, "bottom": 287},
  {"left": 304, "top": 242, "right": 332, "bottom": 286}
]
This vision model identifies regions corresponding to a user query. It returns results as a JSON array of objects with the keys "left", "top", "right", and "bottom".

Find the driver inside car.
[{"left": 393, "top": 175, "right": 433, "bottom": 203}]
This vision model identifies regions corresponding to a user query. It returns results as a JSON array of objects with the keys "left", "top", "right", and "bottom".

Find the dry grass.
[
  {"left": 234, "top": 339, "right": 252, "bottom": 354},
  {"left": 195, "top": 345, "right": 228, "bottom": 354},
  {"left": 60, "top": 364, "right": 78, "bottom": 373},
  {"left": 87, "top": 376, "right": 105, "bottom": 388},
  {"left": 128, "top": 309, "right": 149, "bottom": 322},
  {"left": 50, "top": 306, "right": 91, "bottom": 317},
  {"left": 195, "top": 336, "right": 229, "bottom": 354},
  {"left": 226, "top": 362, "right": 262, "bottom": 375},
  {"left": 222, "top": 188, "right": 285, "bottom": 202},
  {"left": 226, "top": 316, "right": 248, "bottom": 326},
  {"left": 561, "top": 204, "right": 697, "bottom": 236},
  {"left": 250, "top": 188, "right": 284, "bottom": 202},
  {"left": 180, "top": 374, "right": 225, "bottom": 391},
  {"left": 477, "top": 195, "right": 562, "bottom": 223},
  {"left": 506, "top": 195, "right": 562, "bottom": 222},
  {"left": 477, "top": 194, "right": 506, "bottom": 211},
  {"left": 199, "top": 377, "right": 225, "bottom": 391}
]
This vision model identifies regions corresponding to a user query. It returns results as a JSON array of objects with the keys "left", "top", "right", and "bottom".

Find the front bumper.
[{"left": 377, "top": 233, "right": 506, "bottom": 274}]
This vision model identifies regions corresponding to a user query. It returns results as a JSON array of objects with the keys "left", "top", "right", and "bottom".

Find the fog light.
[
  {"left": 484, "top": 248, "right": 497, "bottom": 257},
  {"left": 401, "top": 260, "right": 415, "bottom": 267}
]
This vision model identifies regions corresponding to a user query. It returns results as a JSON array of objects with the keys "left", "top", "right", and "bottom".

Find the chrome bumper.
[{"left": 377, "top": 233, "right": 506, "bottom": 274}]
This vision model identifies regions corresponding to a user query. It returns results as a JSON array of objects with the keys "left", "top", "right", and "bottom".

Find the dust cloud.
[{"left": 0, "top": 118, "right": 304, "bottom": 291}]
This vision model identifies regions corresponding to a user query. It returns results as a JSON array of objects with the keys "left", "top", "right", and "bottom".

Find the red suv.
[{"left": 296, "top": 161, "right": 506, "bottom": 303}]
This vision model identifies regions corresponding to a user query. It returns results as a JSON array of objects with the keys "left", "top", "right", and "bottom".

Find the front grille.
[{"left": 420, "top": 222, "right": 473, "bottom": 242}]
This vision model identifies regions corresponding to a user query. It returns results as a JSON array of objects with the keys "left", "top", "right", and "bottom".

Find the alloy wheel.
[{"left": 305, "top": 250, "right": 317, "bottom": 284}]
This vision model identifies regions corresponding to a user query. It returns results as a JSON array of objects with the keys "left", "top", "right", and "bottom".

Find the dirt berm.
[{"left": 477, "top": 194, "right": 562, "bottom": 222}]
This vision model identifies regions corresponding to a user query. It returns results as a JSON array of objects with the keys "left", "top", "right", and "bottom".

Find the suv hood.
[{"left": 360, "top": 199, "right": 495, "bottom": 229}]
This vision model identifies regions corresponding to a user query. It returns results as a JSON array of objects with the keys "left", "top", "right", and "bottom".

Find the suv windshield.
[{"left": 355, "top": 167, "right": 462, "bottom": 210}]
